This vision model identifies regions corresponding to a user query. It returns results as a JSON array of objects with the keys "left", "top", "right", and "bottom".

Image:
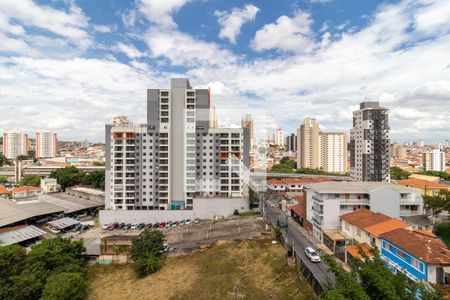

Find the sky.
[{"left": 0, "top": 0, "right": 449, "bottom": 143}]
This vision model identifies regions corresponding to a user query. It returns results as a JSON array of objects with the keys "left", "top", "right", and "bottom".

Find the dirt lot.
[{"left": 86, "top": 239, "right": 316, "bottom": 300}]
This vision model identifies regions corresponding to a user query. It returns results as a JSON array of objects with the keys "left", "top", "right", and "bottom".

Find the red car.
[{"left": 159, "top": 222, "right": 166, "bottom": 229}]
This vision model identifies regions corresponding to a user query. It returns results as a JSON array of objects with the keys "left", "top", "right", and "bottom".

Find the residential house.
[
  {"left": 40, "top": 178, "right": 60, "bottom": 194},
  {"left": 396, "top": 178, "right": 450, "bottom": 197},
  {"left": 381, "top": 228, "right": 450, "bottom": 284},
  {"left": 0, "top": 186, "right": 9, "bottom": 199},
  {"left": 12, "top": 186, "right": 43, "bottom": 199}
]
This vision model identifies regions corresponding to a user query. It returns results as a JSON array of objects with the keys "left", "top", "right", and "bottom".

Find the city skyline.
[{"left": 0, "top": 0, "right": 449, "bottom": 143}]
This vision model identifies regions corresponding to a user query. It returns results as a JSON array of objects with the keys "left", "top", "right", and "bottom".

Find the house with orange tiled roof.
[
  {"left": 0, "top": 186, "right": 9, "bottom": 199},
  {"left": 396, "top": 178, "right": 450, "bottom": 197},
  {"left": 380, "top": 228, "right": 450, "bottom": 284},
  {"left": 12, "top": 186, "right": 42, "bottom": 199},
  {"left": 340, "top": 209, "right": 410, "bottom": 260}
]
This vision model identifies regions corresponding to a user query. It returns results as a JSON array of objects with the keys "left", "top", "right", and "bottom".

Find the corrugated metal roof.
[
  {"left": 0, "top": 200, "right": 64, "bottom": 228},
  {"left": 47, "top": 217, "right": 80, "bottom": 230},
  {"left": 0, "top": 225, "right": 46, "bottom": 246}
]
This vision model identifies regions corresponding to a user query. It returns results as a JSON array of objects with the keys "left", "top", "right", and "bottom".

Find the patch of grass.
[
  {"left": 238, "top": 211, "right": 261, "bottom": 217},
  {"left": 87, "top": 239, "right": 316, "bottom": 300},
  {"left": 436, "top": 222, "right": 450, "bottom": 248}
]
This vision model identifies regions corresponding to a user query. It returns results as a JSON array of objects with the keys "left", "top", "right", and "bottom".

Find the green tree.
[
  {"left": 49, "top": 166, "right": 85, "bottom": 190},
  {"left": 41, "top": 272, "right": 87, "bottom": 300},
  {"left": 82, "top": 170, "right": 105, "bottom": 190},
  {"left": 19, "top": 175, "right": 41, "bottom": 187},
  {"left": 390, "top": 167, "right": 411, "bottom": 180},
  {"left": 0, "top": 245, "right": 27, "bottom": 299},
  {"left": 133, "top": 255, "right": 165, "bottom": 277},
  {"left": 279, "top": 157, "right": 296, "bottom": 169},
  {"left": 321, "top": 248, "right": 443, "bottom": 300},
  {"left": 0, "top": 176, "right": 8, "bottom": 184},
  {"left": 424, "top": 190, "right": 450, "bottom": 217},
  {"left": 92, "top": 161, "right": 105, "bottom": 166},
  {"left": 0, "top": 154, "right": 12, "bottom": 167},
  {"left": 16, "top": 155, "right": 30, "bottom": 161},
  {"left": 131, "top": 230, "right": 165, "bottom": 277}
]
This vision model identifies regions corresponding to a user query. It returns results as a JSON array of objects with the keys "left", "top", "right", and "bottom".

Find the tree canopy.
[
  {"left": 0, "top": 236, "right": 87, "bottom": 300},
  {"left": 131, "top": 230, "right": 165, "bottom": 277},
  {"left": 49, "top": 166, "right": 105, "bottom": 190},
  {"left": 321, "top": 247, "right": 442, "bottom": 300},
  {"left": 390, "top": 167, "right": 411, "bottom": 180},
  {"left": 19, "top": 175, "right": 41, "bottom": 187},
  {"left": 424, "top": 189, "right": 450, "bottom": 217}
]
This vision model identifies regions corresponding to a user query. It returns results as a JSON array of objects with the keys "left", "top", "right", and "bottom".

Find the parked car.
[
  {"left": 130, "top": 223, "right": 139, "bottom": 229},
  {"left": 101, "top": 223, "right": 110, "bottom": 230},
  {"left": 125, "top": 223, "right": 132, "bottom": 230},
  {"left": 153, "top": 222, "right": 160, "bottom": 229},
  {"left": 179, "top": 220, "right": 185, "bottom": 226},
  {"left": 185, "top": 219, "right": 191, "bottom": 225},
  {"left": 194, "top": 218, "right": 200, "bottom": 224},
  {"left": 137, "top": 223, "right": 145, "bottom": 230},
  {"left": 172, "top": 221, "right": 179, "bottom": 227},
  {"left": 305, "top": 247, "right": 321, "bottom": 263},
  {"left": 159, "top": 222, "right": 166, "bottom": 229},
  {"left": 166, "top": 221, "right": 173, "bottom": 227},
  {"left": 145, "top": 223, "right": 153, "bottom": 229},
  {"left": 118, "top": 223, "right": 126, "bottom": 230}
]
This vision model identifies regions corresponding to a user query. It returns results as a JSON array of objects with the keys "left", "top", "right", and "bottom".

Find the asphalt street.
[{"left": 263, "top": 201, "right": 336, "bottom": 287}]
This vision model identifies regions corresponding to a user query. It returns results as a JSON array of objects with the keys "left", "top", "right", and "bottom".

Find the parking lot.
[{"left": 75, "top": 215, "right": 266, "bottom": 249}]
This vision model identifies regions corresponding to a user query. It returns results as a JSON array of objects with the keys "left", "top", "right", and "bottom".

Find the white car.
[
  {"left": 305, "top": 247, "right": 321, "bottom": 263},
  {"left": 101, "top": 223, "right": 110, "bottom": 230}
]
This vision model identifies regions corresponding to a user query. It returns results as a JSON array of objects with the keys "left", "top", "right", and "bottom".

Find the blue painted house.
[{"left": 380, "top": 228, "right": 450, "bottom": 284}]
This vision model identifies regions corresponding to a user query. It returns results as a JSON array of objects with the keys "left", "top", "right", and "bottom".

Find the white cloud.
[
  {"left": 0, "top": 0, "right": 89, "bottom": 40},
  {"left": 93, "top": 24, "right": 114, "bottom": 33},
  {"left": 143, "top": 27, "right": 237, "bottom": 66},
  {"left": 308, "top": 0, "right": 332, "bottom": 3},
  {"left": 116, "top": 42, "right": 144, "bottom": 58},
  {"left": 214, "top": 4, "right": 259, "bottom": 44},
  {"left": 251, "top": 10, "right": 315, "bottom": 53},
  {"left": 137, "top": 0, "right": 188, "bottom": 28}
]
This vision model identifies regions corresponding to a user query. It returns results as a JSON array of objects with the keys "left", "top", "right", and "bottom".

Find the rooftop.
[
  {"left": 381, "top": 228, "right": 450, "bottom": 264},
  {"left": 309, "top": 181, "right": 413, "bottom": 193},
  {"left": 13, "top": 186, "right": 42, "bottom": 193},
  {"left": 397, "top": 178, "right": 449, "bottom": 189},
  {"left": 0, "top": 186, "right": 8, "bottom": 194},
  {"left": 0, "top": 225, "right": 46, "bottom": 246},
  {"left": 346, "top": 243, "right": 373, "bottom": 260},
  {"left": 266, "top": 179, "right": 285, "bottom": 186}
]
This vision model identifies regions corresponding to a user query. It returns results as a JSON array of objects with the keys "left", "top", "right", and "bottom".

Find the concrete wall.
[
  {"left": 66, "top": 187, "right": 104, "bottom": 204},
  {"left": 99, "top": 197, "right": 249, "bottom": 224}
]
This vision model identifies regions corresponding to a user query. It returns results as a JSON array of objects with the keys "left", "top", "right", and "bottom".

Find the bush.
[
  {"left": 233, "top": 209, "right": 239, "bottom": 216},
  {"left": 41, "top": 272, "right": 87, "bottom": 300},
  {"left": 133, "top": 255, "right": 164, "bottom": 277}
]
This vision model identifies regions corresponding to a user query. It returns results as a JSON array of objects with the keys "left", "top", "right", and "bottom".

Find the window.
[
  {"left": 357, "top": 229, "right": 361, "bottom": 236},
  {"left": 397, "top": 249, "right": 406, "bottom": 259}
]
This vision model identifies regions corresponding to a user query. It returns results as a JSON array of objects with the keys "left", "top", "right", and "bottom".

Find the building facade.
[
  {"left": 105, "top": 78, "right": 249, "bottom": 211},
  {"left": 306, "top": 182, "right": 423, "bottom": 241},
  {"left": 36, "top": 131, "right": 58, "bottom": 158},
  {"left": 422, "top": 149, "right": 445, "bottom": 172},
  {"left": 319, "top": 132, "right": 348, "bottom": 173},
  {"left": 297, "top": 117, "right": 321, "bottom": 169},
  {"left": 2, "top": 131, "right": 28, "bottom": 159},
  {"left": 241, "top": 114, "right": 254, "bottom": 149},
  {"left": 285, "top": 133, "right": 297, "bottom": 152},
  {"left": 296, "top": 118, "right": 347, "bottom": 173},
  {"left": 275, "top": 128, "right": 284, "bottom": 147},
  {"left": 350, "top": 102, "right": 390, "bottom": 182}
]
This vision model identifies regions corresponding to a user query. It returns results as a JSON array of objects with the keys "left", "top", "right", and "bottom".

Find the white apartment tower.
[
  {"left": 275, "top": 128, "right": 284, "bottom": 147},
  {"left": 350, "top": 102, "right": 390, "bottom": 182},
  {"left": 2, "top": 131, "right": 28, "bottom": 159},
  {"left": 36, "top": 131, "right": 58, "bottom": 158},
  {"left": 422, "top": 149, "right": 445, "bottom": 171},
  {"left": 319, "top": 132, "right": 348, "bottom": 173},
  {"left": 105, "top": 79, "right": 249, "bottom": 211}
]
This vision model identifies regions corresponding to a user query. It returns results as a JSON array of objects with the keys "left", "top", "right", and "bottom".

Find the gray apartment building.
[
  {"left": 105, "top": 78, "right": 249, "bottom": 211},
  {"left": 350, "top": 101, "right": 390, "bottom": 182}
]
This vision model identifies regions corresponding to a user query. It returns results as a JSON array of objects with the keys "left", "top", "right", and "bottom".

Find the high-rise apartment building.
[
  {"left": 296, "top": 118, "right": 347, "bottom": 173},
  {"left": 285, "top": 133, "right": 297, "bottom": 152},
  {"left": 241, "top": 114, "right": 254, "bottom": 149},
  {"left": 275, "top": 128, "right": 284, "bottom": 147},
  {"left": 319, "top": 132, "right": 348, "bottom": 173},
  {"left": 422, "top": 149, "right": 445, "bottom": 171},
  {"left": 105, "top": 78, "right": 249, "bottom": 211},
  {"left": 391, "top": 143, "right": 407, "bottom": 159},
  {"left": 350, "top": 102, "right": 390, "bottom": 182},
  {"left": 2, "top": 131, "right": 28, "bottom": 159},
  {"left": 297, "top": 117, "right": 321, "bottom": 169},
  {"left": 36, "top": 131, "right": 58, "bottom": 158}
]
